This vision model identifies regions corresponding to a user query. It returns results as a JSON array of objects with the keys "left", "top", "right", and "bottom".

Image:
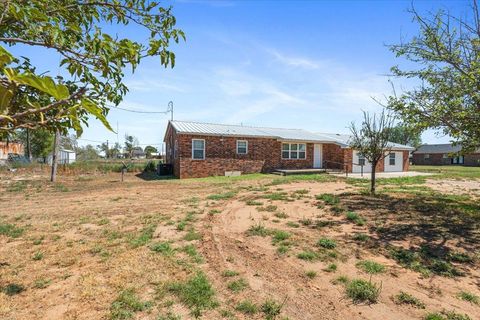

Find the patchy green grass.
[
  {"left": 424, "top": 310, "right": 472, "bottom": 320},
  {"left": 346, "top": 279, "right": 381, "bottom": 304},
  {"left": 305, "top": 270, "right": 317, "bottom": 279},
  {"left": 352, "top": 233, "right": 370, "bottom": 242},
  {"left": 221, "top": 270, "right": 239, "bottom": 277},
  {"left": 393, "top": 291, "right": 425, "bottom": 309},
  {"left": 297, "top": 250, "right": 318, "bottom": 261},
  {"left": 345, "top": 211, "right": 366, "bottom": 226},
  {"left": 245, "top": 199, "right": 263, "bottom": 206},
  {"left": 167, "top": 272, "right": 218, "bottom": 318},
  {"left": 110, "top": 289, "right": 152, "bottom": 320},
  {"left": 128, "top": 224, "right": 156, "bottom": 248},
  {"left": 235, "top": 300, "right": 258, "bottom": 315},
  {"left": 0, "top": 223, "right": 24, "bottom": 238},
  {"left": 207, "top": 191, "right": 236, "bottom": 201},
  {"left": 316, "top": 238, "right": 337, "bottom": 249},
  {"left": 456, "top": 291, "right": 479, "bottom": 305},
  {"left": 184, "top": 229, "right": 202, "bottom": 241},
  {"left": 411, "top": 165, "right": 480, "bottom": 180},
  {"left": 271, "top": 230, "right": 291, "bottom": 244},
  {"left": 274, "top": 211, "right": 288, "bottom": 219},
  {"left": 182, "top": 244, "right": 204, "bottom": 263},
  {"left": 261, "top": 299, "right": 284, "bottom": 320},
  {"left": 355, "top": 260, "right": 386, "bottom": 274},
  {"left": 262, "top": 192, "right": 289, "bottom": 201},
  {"left": 267, "top": 173, "right": 335, "bottom": 186},
  {"left": 227, "top": 278, "right": 248, "bottom": 292},
  {"left": 324, "top": 263, "right": 337, "bottom": 273},
  {"left": 316, "top": 193, "right": 340, "bottom": 205},
  {"left": 247, "top": 224, "right": 270, "bottom": 237},
  {"left": 389, "top": 246, "right": 464, "bottom": 277},
  {"left": 257, "top": 205, "right": 278, "bottom": 212},
  {"left": 150, "top": 242, "right": 175, "bottom": 256}
]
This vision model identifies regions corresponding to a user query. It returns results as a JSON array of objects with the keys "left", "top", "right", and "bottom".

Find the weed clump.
[{"left": 346, "top": 279, "right": 381, "bottom": 304}]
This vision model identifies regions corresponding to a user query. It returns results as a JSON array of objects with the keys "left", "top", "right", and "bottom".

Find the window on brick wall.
[
  {"left": 236, "top": 140, "right": 248, "bottom": 154},
  {"left": 281, "top": 143, "right": 306, "bottom": 159},
  {"left": 424, "top": 154, "right": 430, "bottom": 160},
  {"left": 192, "top": 139, "right": 205, "bottom": 160}
]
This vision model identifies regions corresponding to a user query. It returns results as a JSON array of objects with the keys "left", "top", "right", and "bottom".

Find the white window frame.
[
  {"left": 236, "top": 140, "right": 248, "bottom": 154},
  {"left": 191, "top": 139, "right": 205, "bottom": 160},
  {"left": 281, "top": 143, "right": 306, "bottom": 160},
  {"left": 358, "top": 153, "right": 366, "bottom": 166},
  {"left": 389, "top": 152, "right": 396, "bottom": 166},
  {"left": 424, "top": 154, "right": 430, "bottom": 160}
]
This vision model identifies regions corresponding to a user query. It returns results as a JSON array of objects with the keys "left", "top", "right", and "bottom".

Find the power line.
[{"left": 109, "top": 106, "right": 170, "bottom": 114}]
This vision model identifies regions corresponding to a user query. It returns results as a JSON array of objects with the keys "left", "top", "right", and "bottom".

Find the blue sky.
[{"left": 10, "top": 0, "right": 472, "bottom": 149}]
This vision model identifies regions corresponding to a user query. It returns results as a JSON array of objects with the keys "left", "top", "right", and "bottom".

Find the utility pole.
[
  {"left": 168, "top": 101, "right": 173, "bottom": 121},
  {"left": 50, "top": 130, "right": 60, "bottom": 182},
  {"left": 106, "top": 139, "right": 109, "bottom": 159}
]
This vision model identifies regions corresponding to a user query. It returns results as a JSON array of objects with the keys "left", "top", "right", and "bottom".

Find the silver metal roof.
[{"left": 168, "top": 120, "right": 414, "bottom": 150}]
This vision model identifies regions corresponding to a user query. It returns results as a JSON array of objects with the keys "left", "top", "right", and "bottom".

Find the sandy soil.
[
  {"left": 426, "top": 178, "right": 480, "bottom": 198},
  {"left": 0, "top": 173, "right": 479, "bottom": 320}
]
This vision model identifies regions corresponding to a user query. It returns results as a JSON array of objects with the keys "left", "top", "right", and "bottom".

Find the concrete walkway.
[{"left": 329, "top": 171, "right": 434, "bottom": 179}]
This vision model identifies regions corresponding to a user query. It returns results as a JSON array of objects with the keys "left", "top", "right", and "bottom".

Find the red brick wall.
[
  {"left": 464, "top": 153, "right": 480, "bottom": 166},
  {"left": 174, "top": 134, "right": 322, "bottom": 178}
]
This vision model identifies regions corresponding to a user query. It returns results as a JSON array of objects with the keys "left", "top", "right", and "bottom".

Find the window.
[
  {"left": 389, "top": 153, "right": 396, "bottom": 166},
  {"left": 281, "top": 143, "right": 306, "bottom": 159},
  {"left": 443, "top": 153, "right": 449, "bottom": 159},
  {"left": 424, "top": 154, "right": 430, "bottom": 160},
  {"left": 458, "top": 155, "right": 464, "bottom": 164},
  {"left": 358, "top": 153, "right": 366, "bottom": 166},
  {"left": 192, "top": 139, "right": 205, "bottom": 160},
  {"left": 236, "top": 140, "right": 248, "bottom": 154}
]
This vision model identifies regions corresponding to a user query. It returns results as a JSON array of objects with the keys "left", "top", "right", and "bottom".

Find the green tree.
[
  {"left": 124, "top": 134, "right": 139, "bottom": 158},
  {"left": 76, "top": 144, "right": 99, "bottom": 161},
  {"left": 17, "top": 128, "right": 54, "bottom": 162},
  {"left": 387, "top": 1, "right": 480, "bottom": 151},
  {"left": 0, "top": 1, "right": 184, "bottom": 136},
  {"left": 386, "top": 125, "right": 422, "bottom": 148},
  {"left": 349, "top": 110, "right": 395, "bottom": 194},
  {"left": 144, "top": 145, "right": 158, "bottom": 158},
  {"left": 97, "top": 141, "right": 121, "bottom": 159}
]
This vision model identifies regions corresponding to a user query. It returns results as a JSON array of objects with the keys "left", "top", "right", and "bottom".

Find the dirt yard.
[{"left": 0, "top": 170, "right": 479, "bottom": 320}]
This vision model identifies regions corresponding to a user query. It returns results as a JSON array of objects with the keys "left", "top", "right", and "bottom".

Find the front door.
[{"left": 313, "top": 144, "right": 322, "bottom": 168}]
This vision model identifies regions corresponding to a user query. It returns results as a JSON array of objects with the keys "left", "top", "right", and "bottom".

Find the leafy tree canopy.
[
  {"left": 16, "top": 128, "right": 54, "bottom": 160},
  {"left": 0, "top": 0, "right": 184, "bottom": 137},
  {"left": 387, "top": 1, "right": 480, "bottom": 151},
  {"left": 386, "top": 125, "right": 422, "bottom": 148}
]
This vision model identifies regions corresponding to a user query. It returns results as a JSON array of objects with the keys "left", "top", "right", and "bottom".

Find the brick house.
[
  {"left": 164, "top": 121, "right": 414, "bottom": 179},
  {"left": 412, "top": 144, "right": 480, "bottom": 166}
]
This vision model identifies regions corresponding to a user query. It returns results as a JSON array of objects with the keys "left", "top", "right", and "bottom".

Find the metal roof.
[
  {"left": 167, "top": 120, "right": 415, "bottom": 150},
  {"left": 413, "top": 144, "right": 464, "bottom": 154}
]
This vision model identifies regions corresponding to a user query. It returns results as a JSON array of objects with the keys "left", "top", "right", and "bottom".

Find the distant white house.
[{"left": 47, "top": 149, "right": 76, "bottom": 165}]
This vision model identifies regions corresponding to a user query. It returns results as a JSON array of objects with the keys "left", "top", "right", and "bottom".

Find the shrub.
[
  {"left": 317, "top": 238, "right": 337, "bottom": 249},
  {"left": 1, "top": 283, "right": 25, "bottom": 296},
  {"left": 355, "top": 260, "right": 385, "bottom": 274},
  {"left": 235, "top": 300, "right": 258, "bottom": 315},
  {"left": 424, "top": 311, "right": 472, "bottom": 320},
  {"left": 143, "top": 161, "right": 156, "bottom": 172},
  {"left": 346, "top": 279, "right": 381, "bottom": 304},
  {"left": 352, "top": 233, "right": 369, "bottom": 242},
  {"left": 394, "top": 291, "right": 425, "bottom": 308},
  {"left": 324, "top": 263, "right": 337, "bottom": 273},
  {"left": 305, "top": 270, "right": 317, "bottom": 279},
  {"left": 272, "top": 230, "right": 291, "bottom": 243},
  {"left": 345, "top": 212, "right": 365, "bottom": 225},
  {"left": 246, "top": 199, "right": 263, "bottom": 206}
]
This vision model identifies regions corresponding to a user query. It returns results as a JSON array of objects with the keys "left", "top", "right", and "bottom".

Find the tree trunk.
[
  {"left": 50, "top": 130, "right": 60, "bottom": 182},
  {"left": 26, "top": 129, "right": 32, "bottom": 162},
  {"left": 370, "top": 161, "right": 377, "bottom": 194}
]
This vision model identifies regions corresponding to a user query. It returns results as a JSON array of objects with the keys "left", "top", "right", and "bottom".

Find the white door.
[
  {"left": 313, "top": 144, "right": 322, "bottom": 168},
  {"left": 352, "top": 150, "right": 372, "bottom": 173},
  {"left": 384, "top": 151, "right": 403, "bottom": 172}
]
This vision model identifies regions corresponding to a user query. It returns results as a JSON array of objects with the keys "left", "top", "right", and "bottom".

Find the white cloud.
[
  {"left": 124, "top": 79, "right": 186, "bottom": 93},
  {"left": 268, "top": 49, "right": 325, "bottom": 70}
]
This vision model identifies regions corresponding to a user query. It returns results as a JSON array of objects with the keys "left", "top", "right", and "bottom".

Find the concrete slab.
[{"left": 329, "top": 171, "right": 435, "bottom": 179}]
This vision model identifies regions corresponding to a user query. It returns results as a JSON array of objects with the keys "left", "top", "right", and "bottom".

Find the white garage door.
[
  {"left": 352, "top": 151, "right": 371, "bottom": 173},
  {"left": 384, "top": 152, "right": 403, "bottom": 172}
]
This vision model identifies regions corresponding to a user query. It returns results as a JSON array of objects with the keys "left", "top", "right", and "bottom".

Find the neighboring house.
[
  {"left": 164, "top": 121, "right": 414, "bottom": 179},
  {"left": 412, "top": 144, "right": 480, "bottom": 166},
  {"left": 132, "top": 147, "right": 146, "bottom": 159},
  {"left": 0, "top": 141, "right": 24, "bottom": 165},
  {"left": 47, "top": 149, "right": 76, "bottom": 165}
]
